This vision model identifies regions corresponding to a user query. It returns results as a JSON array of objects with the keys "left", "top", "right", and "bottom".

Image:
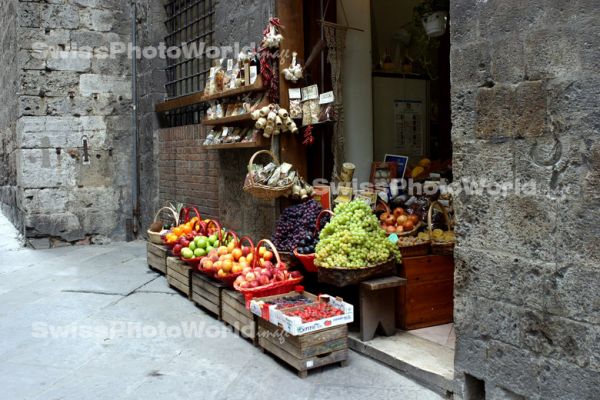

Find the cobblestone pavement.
[{"left": 0, "top": 212, "right": 445, "bottom": 400}]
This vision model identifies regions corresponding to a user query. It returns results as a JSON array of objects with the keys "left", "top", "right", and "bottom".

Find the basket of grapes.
[
  {"left": 315, "top": 201, "right": 401, "bottom": 287},
  {"left": 293, "top": 210, "right": 333, "bottom": 273}
]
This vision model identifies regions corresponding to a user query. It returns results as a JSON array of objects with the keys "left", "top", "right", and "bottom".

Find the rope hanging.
[{"left": 323, "top": 23, "right": 347, "bottom": 182}]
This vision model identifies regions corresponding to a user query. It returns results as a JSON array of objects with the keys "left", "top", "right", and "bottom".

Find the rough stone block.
[
  {"left": 538, "top": 357, "right": 600, "bottom": 400},
  {"left": 489, "top": 34, "right": 525, "bottom": 84},
  {"left": 80, "top": 74, "right": 132, "bottom": 99},
  {"left": 450, "top": 41, "right": 491, "bottom": 88},
  {"left": 18, "top": 2, "right": 40, "bottom": 28},
  {"left": 475, "top": 85, "right": 513, "bottom": 140},
  {"left": 454, "top": 246, "right": 555, "bottom": 313},
  {"left": 25, "top": 212, "right": 83, "bottom": 241},
  {"left": 487, "top": 385, "right": 527, "bottom": 400},
  {"left": 19, "top": 96, "right": 45, "bottom": 117},
  {"left": 524, "top": 28, "right": 581, "bottom": 80},
  {"left": 486, "top": 340, "right": 541, "bottom": 399},
  {"left": 17, "top": 148, "right": 78, "bottom": 189},
  {"left": 40, "top": 4, "right": 80, "bottom": 30},
  {"left": 513, "top": 81, "right": 546, "bottom": 138},
  {"left": 80, "top": 9, "right": 115, "bottom": 32},
  {"left": 22, "top": 188, "right": 69, "bottom": 214},
  {"left": 20, "top": 70, "right": 80, "bottom": 97},
  {"left": 18, "top": 49, "right": 45, "bottom": 70},
  {"left": 18, "top": 116, "right": 107, "bottom": 148},
  {"left": 18, "top": 28, "right": 70, "bottom": 50},
  {"left": 47, "top": 51, "right": 92, "bottom": 72}
]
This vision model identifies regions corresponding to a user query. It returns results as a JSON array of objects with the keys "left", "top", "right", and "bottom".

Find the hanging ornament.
[{"left": 283, "top": 52, "right": 303, "bottom": 83}]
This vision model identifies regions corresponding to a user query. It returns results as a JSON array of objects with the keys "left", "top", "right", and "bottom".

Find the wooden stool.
[{"left": 359, "top": 276, "right": 406, "bottom": 341}]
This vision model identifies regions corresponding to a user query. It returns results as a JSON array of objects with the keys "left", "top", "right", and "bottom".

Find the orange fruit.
[
  {"left": 182, "top": 225, "right": 192, "bottom": 234},
  {"left": 172, "top": 227, "right": 183, "bottom": 236}
]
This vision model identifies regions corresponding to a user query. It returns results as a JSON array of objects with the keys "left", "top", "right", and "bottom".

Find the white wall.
[{"left": 340, "top": 0, "right": 373, "bottom": 184}]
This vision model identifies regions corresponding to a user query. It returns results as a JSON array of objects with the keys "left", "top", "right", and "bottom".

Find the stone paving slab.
[{"left": 0, "top": 210, "right": 445, "bottom": 400}]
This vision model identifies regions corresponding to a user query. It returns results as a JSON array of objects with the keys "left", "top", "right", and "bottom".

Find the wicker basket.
[
  {"left": 147, "top": 207, "right": 179, "bottom": 244},
  {"left": 376, "top": 201, "right": 422, "bottom": 237},
  {"left": 428, "top": 201, "right": 455, "bottom": 256},
  {"left": 293, "top": 209, "right": 334, "bottom": 273},
  {"left": 317, "top": 257, "right": 396, "bottom": 287},
  {"left": 397, "top": 240, "right": 431, "bottom": 258},
  {"left": 243, "top": 150, "right": 293, "bottom": 201}
]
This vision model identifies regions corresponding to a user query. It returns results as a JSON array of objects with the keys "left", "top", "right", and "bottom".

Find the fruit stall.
[{"left": 149, "top": 5, "right": 456, "bottom": 378}]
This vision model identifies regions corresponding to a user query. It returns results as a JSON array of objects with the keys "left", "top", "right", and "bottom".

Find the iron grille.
[{"left": 164, "top": 0, "right": 215, "bottom": 99}]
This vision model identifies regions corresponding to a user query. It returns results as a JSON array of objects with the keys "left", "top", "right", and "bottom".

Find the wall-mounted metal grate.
[{"left": 163, "top": 0, "right": 214, "bottom": 126}]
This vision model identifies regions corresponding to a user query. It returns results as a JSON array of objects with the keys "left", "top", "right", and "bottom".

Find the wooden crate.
[
  {"left": 397, "top": 255, "right": 454, "bottom": 330},
  {"left": 147, "top": 242, "right": 168, "bottom": 274},
  {"left": 221, "top": 289, "right": 257, "bottom": 343},
  {"left": 258, "top": 318, "right": 348, "bottom": 378},
  {"left": 191, "top": 272, "right": 226, "bottom": 319},
  {"left": 166, "top": 257, "right": 192, "bottom": 299}
]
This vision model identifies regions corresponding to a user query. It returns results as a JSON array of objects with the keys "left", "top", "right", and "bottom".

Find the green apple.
[
  {"left": 197, "top": 237, "right": 208, "bottom": 249},
  {"left": 181, "top": 248, "right": 194, "bottom": 259},
  {"left": 206, "top": 245, "right": 215, "bottom": 254},
  {"left": 194, "top": 248, "right": 206, "bottom": 257},
  {"left": 189, "top": 241, "right": 197, "bottom": 251}
]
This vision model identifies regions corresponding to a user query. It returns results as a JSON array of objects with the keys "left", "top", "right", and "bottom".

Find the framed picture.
[
  {"left": 370, "top": 162, "right": 397, "bottom": 191},
  {"left": 384, "top": 154, "right": 409, "bottom": 179}
]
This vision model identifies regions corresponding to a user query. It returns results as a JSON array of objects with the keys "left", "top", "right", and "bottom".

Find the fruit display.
[
  {"left": 295, "top": 210, "right": 332, "bottom": 255},
  {"left": 282, "top": 302, "right": 344, "bottom": 323},
  {"left": 162, "top": 216, "right": 202, "bottom": 248},
  {"left": 272, "top": 200, "right": 324, "bottom": 252},
  {"left": 379, "top": 207, "right": 421, "bottom": 235},
  {"left": 397, "top": 236, "right": 430, "bottom": 247},
  {"left": 200, "top": 234, "right": 255, "bottom": 283},
  {"left": 260, "top": 294, "right": 314, "bottom": 310},
  {"left": 234, "top": 240, "right": 303, "bottom": 296},
  {"left": 315, "top": 201, "right": 401, "bottom": 269},
  {"left": 177, "top": 220, "right": 224, "bottom": 260}
]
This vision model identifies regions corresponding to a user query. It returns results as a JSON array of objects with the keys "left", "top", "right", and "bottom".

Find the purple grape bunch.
[{"left": 272, "top": 200, "right": 324, "bottom": 252}]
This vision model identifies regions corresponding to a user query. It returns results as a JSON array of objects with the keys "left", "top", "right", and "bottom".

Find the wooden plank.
[
  {"left": 259, "top": 335, "right": 348, "bottom": 375},
  {"left": 147, "top": 253, "right": 166, "bottom": 274},
  {"left": 192, "top": 285, "right": 219, "bottom": 304},
  {"left": 154, "top": 77, "right": 265, "bottom": 113},
  {"left": 167, "top": 276, "right": 189, "bottom": 296},
  {"left": 258, "top": 317, "right": 347, "bottom": 347},
  {"left": 166, "top": 257, "right": 192, "bottom": 277},
  {"left": 260, "top": 327, "right": 347, "bottom": 359},
  {"left": 277, "top": 0, "right": 307, "bottom": 180},
  {"left": 360, "top": 276, "right": 406, "bottom": 291},
  {"left": 192, "top": 292, "right": 219, "bottom": 315},
  {"left": 222, "top": 290, "right": 250, "bottom": 315},
  {"left": 168, "top": 268, "right": 189, "bottom": 285},
  {"left": 222, "top": 303, "right": 255, "bottom": 327},
  {"left": 397, "top": 277, "right": 454, "bottom": 330},
  {"left": 191, "top": 274, "right": 223, "bottom": 296},
  {"left": 201, "top": 113, "right": 253, "bottom": 126},
  {"left": 222, "top": 310, "right": 257, "bottom": 341},
  {"left": 401, "top": 255, "right": 454, "bottom": 283},
  {"left": 147, "top": 242, "right": 168, "bottom": 257}
]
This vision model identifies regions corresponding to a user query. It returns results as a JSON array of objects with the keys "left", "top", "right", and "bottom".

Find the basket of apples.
[
  {"left": 234, "top": 239, "right": 304, "bottom": 302},
  {"left": 378, "top": 202, "right": 422, "bottom": 237},
  {"left": 180, "top": 220, "right": 223, "bottom": 267},
  {"left": 201, "top": 234, "right": 255, "bottom": 286},
  {"left": 293, "top": 209, "right": 334, "bottom": 273}
]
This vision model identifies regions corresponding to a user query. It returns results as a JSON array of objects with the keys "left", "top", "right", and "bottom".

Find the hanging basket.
[
  {"left": 421, "top": 11, "right": 448, "bottom": 38},
  {"left": 427, "top": 201, "right": 455, "bottom": 256},
  {"left": 243, "top": 150, "right": 293, "bottom": 201},
  {"left": 148, "top": 207, "right": 179, "bottom": 245}
]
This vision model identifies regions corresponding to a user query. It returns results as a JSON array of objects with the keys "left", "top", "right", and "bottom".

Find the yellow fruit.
[
  {"left": 411, "top": 166, "right": 425, "bottom": 178},
  {"left": 418, "top": 158, "right": 431, "bottom": 168}
]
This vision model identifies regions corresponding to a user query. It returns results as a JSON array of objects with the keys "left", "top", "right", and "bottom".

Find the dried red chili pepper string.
[
  {"left": 303, "top": 125, "right": 315, "bottom": 146},
  {"left": 259, "top": 18, "right": 284, "bottom": 104}
]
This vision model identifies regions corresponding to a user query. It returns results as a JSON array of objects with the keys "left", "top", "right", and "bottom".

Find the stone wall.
[
  {"left": 136, "top": 0, "right": 167, "bottom": 232},
  {"left": 8, "top": 0, "right": 135, "bottom": 247},
  {"left": 450, "top": 1, "right": 600, "bottom": 399},
  {"left": 0, "top": 0, "right": 21, "bottom": 229}
]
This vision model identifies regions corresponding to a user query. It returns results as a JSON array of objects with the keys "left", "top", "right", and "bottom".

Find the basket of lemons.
[{"left": 424, "top": 201, "right": 456, "bottom": 256}]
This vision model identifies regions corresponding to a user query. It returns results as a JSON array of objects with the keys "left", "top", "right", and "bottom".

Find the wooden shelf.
[
  {"left": 201, "top": 113, "right": 254, "bottom": 126},
  {"left": 202, "top": 134, "right": 270, "bottom": 150},
  {"left": 155, "top": 77, "right": 265, "bottom": 113}
]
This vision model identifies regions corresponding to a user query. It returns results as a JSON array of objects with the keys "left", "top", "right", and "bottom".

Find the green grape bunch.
[{"left": 315, "top": 201, "right": 401, "bottom": 269}]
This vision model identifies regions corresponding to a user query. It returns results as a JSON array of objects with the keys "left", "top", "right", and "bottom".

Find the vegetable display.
[{"left": 315, "top": 201, "right": 401, "bottom": 268}]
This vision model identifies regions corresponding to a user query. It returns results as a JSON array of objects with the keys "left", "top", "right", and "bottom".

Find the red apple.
[
  {"left": 241, "top": 246, "right": 251, "bottom": 257},
  {"left": 245, "top": 272, "right": 256, "bottom": 282},
  {"left": 290, "top": 271, "right": 302, "bottom": 278},
  {"left": 173, "top": 244, "right": 182, "bottom": 255},
  {"left": 250, "top": 280, "right": 259, "bottom": 288},
  {"left": 258, "top": 274, "right": 270, "bottom": 285}
]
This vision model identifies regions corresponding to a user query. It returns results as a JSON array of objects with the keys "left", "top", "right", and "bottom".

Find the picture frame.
[
  {"left": 370, "top": 162, "right": 397, "bottom": 191},
  {"left": 384, "top": 154, "right": 409, "bottom": 180}
]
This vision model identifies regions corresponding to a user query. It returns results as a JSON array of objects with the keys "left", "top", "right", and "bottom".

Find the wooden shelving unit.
[
  {"left": 201, "top": 113, "right": 254, "bottom": 126},
  {"left": 155, "top": 77, "right": 265, "bottom": 113},
  {"left": 202, "top": 133, "right": 269, "bottom": 150}
]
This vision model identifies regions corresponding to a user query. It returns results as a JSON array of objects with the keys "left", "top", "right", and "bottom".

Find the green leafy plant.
[{"left": 410, "top": 0, "right": 449, "bottom": 80}]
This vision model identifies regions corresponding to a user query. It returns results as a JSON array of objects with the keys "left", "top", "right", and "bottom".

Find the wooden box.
[
  {"left": 166, "top": 257, "right": 192, "bottom": 299},
  {"left": 221, "top": 289, "right": 257, "bottom": 343},
  {"left": 258, "top": 318, "right": 348, "bottom": 378},
  {"left": 397, "top": 255, "right": 454, "bottom": 330},
  {"left": 147, "top": 242, "right": 168, "bottom": 274},
  {"left": 191, "top": 272, "right": 226, "bottom": 319}
]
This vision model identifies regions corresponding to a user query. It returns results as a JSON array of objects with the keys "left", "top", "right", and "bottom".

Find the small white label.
[
  {"left": 319, "top": 91, "right": 335, "bottom": 104},
  {"left": 289, "top": 88, "right": 302, "bottom": 99},
  {"left": 226, "top": 59, "right": 234, "bottom": 71},
  {"left": 208, "top": 67, "right": 217, "bottom": 79},
  {"left": 249, "top": 66, "right": 258, "bottom": 84},
  {"left": 306, "top": 360, "right": 314, "bottom": 368},
  {"left": 301, "top": 84, "right": 319, "bottom": 101}
]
